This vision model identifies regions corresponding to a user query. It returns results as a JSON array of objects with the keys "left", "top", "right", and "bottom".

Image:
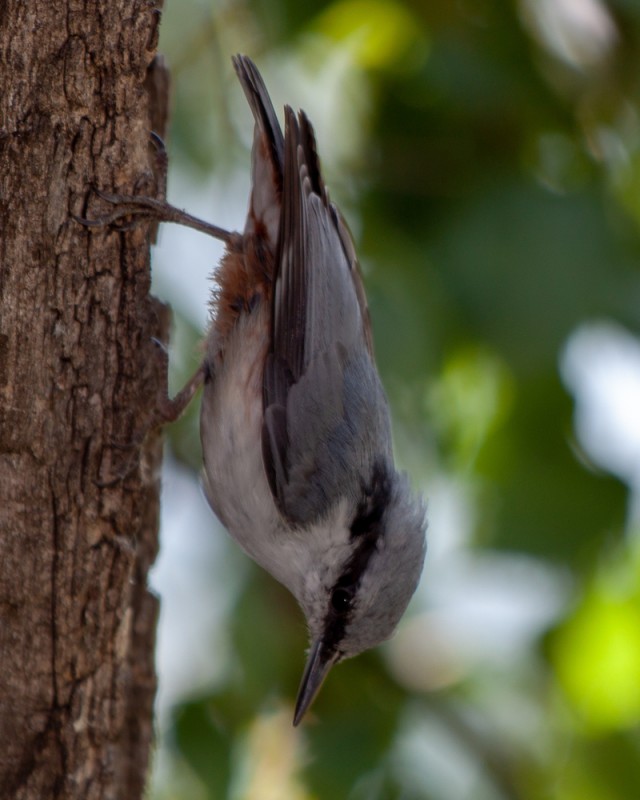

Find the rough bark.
[{"left": 0, "top": 2, "right": 169, "bottom": 797}]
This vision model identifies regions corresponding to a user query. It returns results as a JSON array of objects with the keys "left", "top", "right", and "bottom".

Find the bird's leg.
[
  {"left": 75, "top": 131, "right": 235, "bottom": 242},
  {"left": 95, "top": 344, "right": 207, "bottom": 487},
  {"left": 118, "top": 339, "right": 206, "bottom": 444},
  {"left": 150, "top": 338, "right": 207, "bottom": 426},
  {"left": 76, "top": 188, "right": 235, "bottom": 243}
]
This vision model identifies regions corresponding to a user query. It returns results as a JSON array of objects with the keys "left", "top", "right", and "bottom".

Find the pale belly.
[{"left": 199, "top": 306, "right": 292, "bottom": 587}]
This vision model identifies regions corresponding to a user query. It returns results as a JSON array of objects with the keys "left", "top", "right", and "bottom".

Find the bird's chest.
[{"left": 199, "top": 307, "right": 286, "bottom": 573}]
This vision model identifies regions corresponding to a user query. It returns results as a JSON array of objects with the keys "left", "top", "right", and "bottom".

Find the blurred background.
[{"left": 147, "top": 1, "right": 640, "bottom": 798}]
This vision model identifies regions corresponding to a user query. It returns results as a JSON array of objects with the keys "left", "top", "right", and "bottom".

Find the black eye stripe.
[
  {"left": 350, "top": 460, "right": 391, "bottom": 539},
  {"left": 320, "top": 460, "right": 392, "bottom": 657}
]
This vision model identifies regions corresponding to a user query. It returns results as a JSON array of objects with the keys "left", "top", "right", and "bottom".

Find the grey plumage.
[
  {"left": 263, "top": 105, "right": 392, "bottom": 525},
  {"left": 202, "top": 56, "right": 427, "bottom": 723}
]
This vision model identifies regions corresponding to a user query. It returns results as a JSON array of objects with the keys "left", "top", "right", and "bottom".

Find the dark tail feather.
[{"left": 233, "top": 55, "right": 284, "bottom": 190}]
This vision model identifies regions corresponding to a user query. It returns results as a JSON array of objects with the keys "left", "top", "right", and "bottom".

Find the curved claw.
[
  {"left": 150, "top": 336, "right": 169, "bottom": 356},
  {"left": 149, "top": 130, "right": 166, "bottom": 154}
]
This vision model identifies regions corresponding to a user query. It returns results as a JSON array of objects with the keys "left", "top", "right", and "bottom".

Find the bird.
[{"left": 86, "top": 55, "right": 427, "bottom": 725}]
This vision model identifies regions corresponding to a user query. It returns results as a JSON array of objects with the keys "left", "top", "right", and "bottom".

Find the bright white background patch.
[{"left": 561, "top": 321, "right": 640, "bottom": 519}]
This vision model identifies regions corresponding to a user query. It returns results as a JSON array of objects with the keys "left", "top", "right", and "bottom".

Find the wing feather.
[{"left": 261, "top": 103, "right": 392, "bottom": 523}]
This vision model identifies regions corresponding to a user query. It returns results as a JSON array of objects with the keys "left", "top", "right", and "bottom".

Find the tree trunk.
[{"left": 0, "top": 3, "right": 169, "bottom": 797}]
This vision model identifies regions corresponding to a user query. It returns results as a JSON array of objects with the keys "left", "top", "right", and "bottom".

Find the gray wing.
[{"left": 262, "top": 107, "right": 393, "bottom": 524}]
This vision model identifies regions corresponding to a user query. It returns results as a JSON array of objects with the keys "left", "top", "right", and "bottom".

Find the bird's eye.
[{"left": 331, "top": 587, "right": 353, "bottom": 613}]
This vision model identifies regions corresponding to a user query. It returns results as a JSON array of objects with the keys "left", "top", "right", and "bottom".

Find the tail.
[{"left": 232, "top": 55, "right": 284, "bottom": 245}]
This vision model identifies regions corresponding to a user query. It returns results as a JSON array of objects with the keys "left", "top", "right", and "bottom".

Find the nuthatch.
[{"left": 88, "top": 55, "right": 427, "bottom": 725}]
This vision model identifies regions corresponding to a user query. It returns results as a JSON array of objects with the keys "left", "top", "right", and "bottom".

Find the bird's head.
[{"left": 293, "top": 467, "right": 426, "bottom": 725}]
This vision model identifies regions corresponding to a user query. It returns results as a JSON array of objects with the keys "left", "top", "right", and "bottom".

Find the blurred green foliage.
[{"left": 152, "top": 0, "right": 640, "bottom": 798}]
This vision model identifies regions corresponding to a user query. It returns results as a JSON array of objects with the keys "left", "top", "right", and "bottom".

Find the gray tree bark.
[{"left": 0, "top": 2, "right": 170, "bottom": 797}]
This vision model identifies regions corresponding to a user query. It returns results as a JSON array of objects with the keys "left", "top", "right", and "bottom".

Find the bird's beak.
[{"left": 293, "top": 638, "right": 335, "bottom": 726}]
